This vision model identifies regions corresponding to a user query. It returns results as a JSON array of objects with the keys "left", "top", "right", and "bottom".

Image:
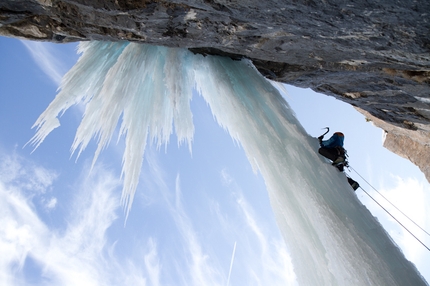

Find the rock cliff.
[{"left": 1, "top": 0, "right": 429, "bottom": 181}]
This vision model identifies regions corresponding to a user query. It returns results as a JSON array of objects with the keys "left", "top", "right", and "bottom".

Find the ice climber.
[
  {"left": 318, "top": 132, "right": 346, "bottom": 171},
  {"left": 318, "top": 131, "right": 359, "bottom": 190}
]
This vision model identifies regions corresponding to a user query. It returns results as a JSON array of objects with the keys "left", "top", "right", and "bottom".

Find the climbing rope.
[
  {"left": 349, "top": 166, "right": 430, "bottom": 237},
  {"left": 347, "top": 166, "right": 430, "bottom": 252}
]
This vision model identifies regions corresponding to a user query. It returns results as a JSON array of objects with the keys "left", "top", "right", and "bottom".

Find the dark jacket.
[{"left": 320, "top": 132, "right": 344, "bottom": 148}]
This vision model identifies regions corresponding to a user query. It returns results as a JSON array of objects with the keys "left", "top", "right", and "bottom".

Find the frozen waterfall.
[{"left": 30, "top": 41, "right": 426, "bottom": 285}]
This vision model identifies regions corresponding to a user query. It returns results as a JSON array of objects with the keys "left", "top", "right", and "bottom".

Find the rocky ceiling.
[{"left": 1, "top": 0, "right": 429, "bottom": 181}]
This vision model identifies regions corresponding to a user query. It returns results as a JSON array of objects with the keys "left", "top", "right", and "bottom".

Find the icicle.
[
  {"left": 29, "top": 42, "right": 195, "bottom": 216},
  {"left": 27, "top": 42, "right": 128, "bottom": 150}
]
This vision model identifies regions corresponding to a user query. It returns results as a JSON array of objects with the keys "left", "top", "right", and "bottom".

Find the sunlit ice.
[{"left": 29, "top": 41, "right": 426, "bottom": 285}]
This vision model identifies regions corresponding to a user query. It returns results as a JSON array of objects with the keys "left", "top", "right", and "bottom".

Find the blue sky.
[{"left": 0, "top": 36, "right": 429, "bottom": 284}]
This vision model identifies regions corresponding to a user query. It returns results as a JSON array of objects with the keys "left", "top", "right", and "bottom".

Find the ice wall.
[{"left": 30, "top": 41, "right": 427, "bottom": 285}]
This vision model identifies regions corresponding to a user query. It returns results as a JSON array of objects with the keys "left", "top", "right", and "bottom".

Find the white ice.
[{"left": 29, "top": 41, "right": 427, "bottom": 285}]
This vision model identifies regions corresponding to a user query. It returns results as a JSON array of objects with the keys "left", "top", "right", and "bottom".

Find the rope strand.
[
  {"left": 350, "top": 166, "right": 430, "bottom": 238},
  {"left": 347, "top": 166, "right": 430, "bottom": 252}
]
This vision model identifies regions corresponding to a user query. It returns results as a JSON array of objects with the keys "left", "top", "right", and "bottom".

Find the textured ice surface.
[{"left": 30, "top": 41, "right": 426, "bottom": 285}]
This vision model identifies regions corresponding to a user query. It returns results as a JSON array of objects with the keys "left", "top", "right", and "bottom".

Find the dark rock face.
[{"left": 1, "top": 0, "right": 429, "bottom": 180}]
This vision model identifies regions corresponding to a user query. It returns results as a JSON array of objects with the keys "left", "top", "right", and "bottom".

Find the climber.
[
  {"left": 317, "top": 129, "right": 359, "bottom": 190},
  {"left": 318, "top": 131, "right": 346, "bottom": 171}
]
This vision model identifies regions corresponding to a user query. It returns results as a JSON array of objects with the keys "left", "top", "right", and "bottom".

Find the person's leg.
[
  {"left": 318, "top": 147, "right": 338, "bottom": 161},
  {"left": 347, "top": 177, "right": 360, "bottom": 190}
]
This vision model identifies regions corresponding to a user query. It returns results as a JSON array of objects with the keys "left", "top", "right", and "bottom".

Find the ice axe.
[{"left": 318, "top": 127, "right": 329, "bottom": 141}]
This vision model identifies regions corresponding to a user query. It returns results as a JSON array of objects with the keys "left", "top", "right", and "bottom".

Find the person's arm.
[{"left": 321, "top": 135, "right": 336, "bottom": 148}]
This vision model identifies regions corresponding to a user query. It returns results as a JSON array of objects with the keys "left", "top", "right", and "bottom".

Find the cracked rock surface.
[{"left": 1, "top": 0, "right": 429, "bottom": 181}]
